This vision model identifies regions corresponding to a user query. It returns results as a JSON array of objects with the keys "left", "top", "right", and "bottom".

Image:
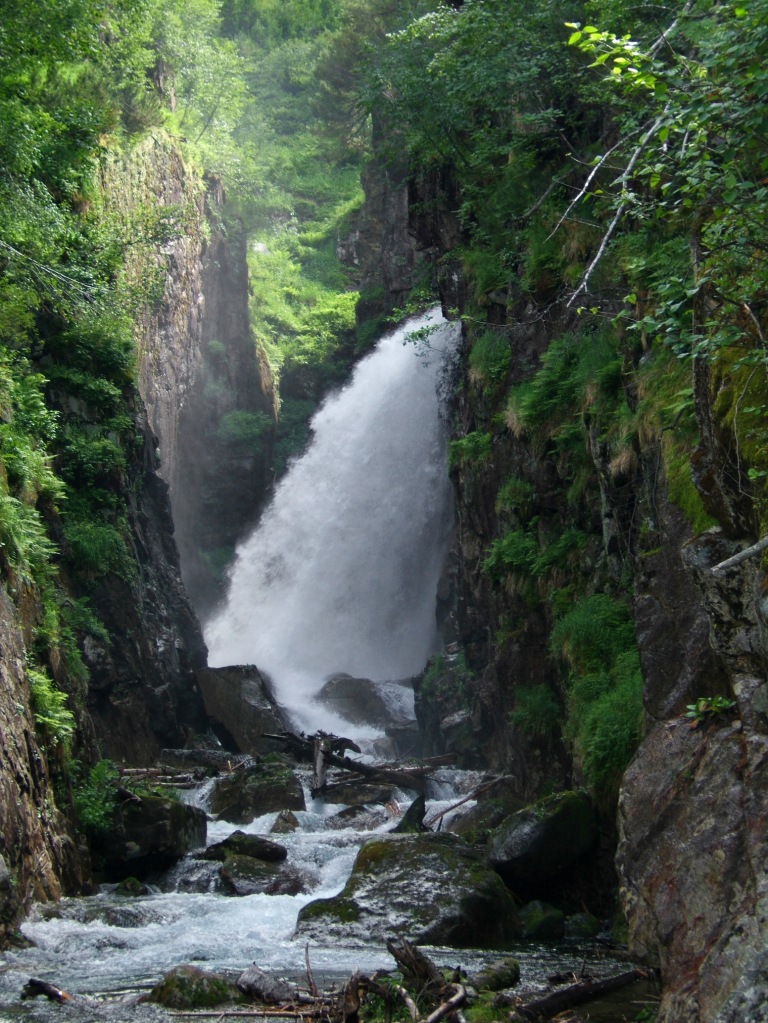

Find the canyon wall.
[{"left": 357, "top": 153, "right": 768, "bottom": 1018}]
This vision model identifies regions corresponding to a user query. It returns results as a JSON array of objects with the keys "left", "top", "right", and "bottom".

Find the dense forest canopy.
[{"left": 1, "top": 0, "right": 766, "bottom": 804}]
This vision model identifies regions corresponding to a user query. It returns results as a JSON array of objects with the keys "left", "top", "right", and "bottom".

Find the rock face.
[
  {"left": 295, "top": 832, "right": 520, "bottom": 947},
  {"left": 0, "top": 587, "right": 86, "bottom": 943},
  {"left": 103, "top": 133, "right": 276, "bottom": 617},
  {"left": 616, "top": 530, "right": 768, "bottom": 1022},
  {"left": 80, "top": 403, "right": 208, "bottom": 763},
  {"left": 196, "top": 665, "right": 287, "bottom": 754}
]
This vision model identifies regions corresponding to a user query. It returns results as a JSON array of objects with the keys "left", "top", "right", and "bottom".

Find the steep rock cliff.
[
  {"left": 358, "top": 149, "right": 768, "bottom": 1017},
  {"left": 102, "top": 134, "right": 276, "bottom": 617}
]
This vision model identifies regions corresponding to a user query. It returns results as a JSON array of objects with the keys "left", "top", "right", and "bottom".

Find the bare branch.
[{"left": 710, "top": 535, "right": 768, "bottom": 575}]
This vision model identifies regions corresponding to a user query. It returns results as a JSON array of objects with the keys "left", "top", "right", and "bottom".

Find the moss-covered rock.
[
  {"left": 147, "top": 965, "right": 241, "bottom": 1009},
  {"left": 519, "top": 900, "right": 565, "bottom": 940},
  {"left": 470, "top": 958, "right": 521, "bottom": 991},
  {"left": 295, "top": 832, "right": 520, "bottom": 947},
  {"left": 94, "top": 795, "right": 206, "bottom": 881},
  {"left": 202, "top": 830, "right": 287, "bottom": 863},
  {"left": 487, "top": 790, "right": 597, "bottom": 887},
  {"left": 209, "top": 756, "right": 305, "bottom": 824},
  {"left": 564, "top": 911, "right": 602, "bottom": 938}
]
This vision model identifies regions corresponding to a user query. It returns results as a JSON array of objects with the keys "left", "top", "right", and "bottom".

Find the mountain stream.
[{"left": 0, "top": 313, "right": 649, "bottom": 1021}]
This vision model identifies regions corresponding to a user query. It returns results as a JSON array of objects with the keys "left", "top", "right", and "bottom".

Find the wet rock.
[
  {"left": 470, "top": 958, "right": 521, "bottom": 991},
  {"left": 147, "top": 964, "right": 241, "bottom": 1009},
  {"left": 209, "top": 756, "right": 305, "bottom": 823},
  {"left": 318, "top": 674, "right": 414, "bottom": 729},
  {"left": 449, "top": 776, "right": 527, "bottom": 839},
  {"left": 317, "top": 674, "right": 420, "bottom": 756},
  {"left": 321, "top": 779, "right": 394, "bottom": 806},
  {"left": 114, "top": 876, "right": 151, "bottom": 897},
  {"left": 237, "top": 965, "right": 294, "bottom": 1003},
  {"left": 202, "top": 830, "right": 288, "bottom": 863},
  {"left": 325, "top": 805, "right": 391, "bottom": 831},
  {"left": 519, "top": 900, "right": 565, "bottom": 940},
  {"left": 392, "top": 793, "right": 426, "bottom": 833},
  {"left": 219, "top": 854, "right": 280, "bottom": 896},
  {"left": 271, "top": 810, "right": 300, "bottom": 834},
  {"left": 196, "top": 666, "right": 286, "bottom": 755},
  {"left": 295, "top": 832, "right": 520, "bottom": 947},
  {"left": 564, "top": 911, "right": 602, "bottom": 938},
  {"left": 488, "top": 790, "right": 598, "bottom": 888},
  {"left": 95, "top": 795, "right": 206, "bottom": 881}
]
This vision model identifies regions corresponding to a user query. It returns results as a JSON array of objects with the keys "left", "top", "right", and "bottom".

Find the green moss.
[
  {"left": 148, "top": 966, "right": 239, "bottom": 1009},
  {"left": 298, "top": 896, "right": 361, "bottom": 924}
]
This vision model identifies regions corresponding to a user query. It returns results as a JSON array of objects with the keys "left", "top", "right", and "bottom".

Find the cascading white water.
[{"left": 205, "top": 309, "right": 460, "bottom": 730}]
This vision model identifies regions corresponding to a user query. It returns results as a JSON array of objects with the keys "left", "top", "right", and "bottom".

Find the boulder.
[
  {"left": 449, "top": 776, "right": 527, "bottom": 839},
  {"left": 218, "top": 854, "right": 280, "bottom": 896},
  {"left": 209, "top": 756, "right": 305, "bottom": 823},
  {"left": 564, "top": 911, "right": 603, "bottom": 938},
  {"left": 519, "top": 900, "right": 565, "bottom": 940},
  {"left": 195, "top": 665, "right": 286, "bottom": 755},
  {"left": 147, "top": 965, "right": 240, "bottom": 1009},
  {"left": 237, "top": 965, "right": 294, "bottom": 1003},
  {"left": 295, "top": 832, "right": 520, "bottom": 947},
  {"left": 317, "top": 674, "right": 414, "bottom": 729},
  {"left": 202, "top": 831, "right": 287, "bottom": 863},
  {"left": 317, "top": 674, "right": 420, "bottom": 756},
  {"left": 271, "top": 810, "right": 300, "bottom": 834},
  {"left": 487, "top": 790, "right": 598, "bottom": 888},
  {"left": 470, "top": 958, "right": 521, "bottom": 991},
  {"left": 95, "top": 795, "right": 206, "bottom": 881}
]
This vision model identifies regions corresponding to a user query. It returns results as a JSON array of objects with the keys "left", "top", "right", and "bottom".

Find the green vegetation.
[
  {"left": 686, "top": 696, "right": 738, "bottom": 728},
  {"left": 28, "top": 669, "right": 75, "bottom": 751},
  {"left": 550, "top": 595, "right": 644, "bottom": 798},
  {"left": 509, "top": 684, "right": 562, "bottom": 742},
  {"left": 73, "top": 759, "right": 119, "bottom": 834}
]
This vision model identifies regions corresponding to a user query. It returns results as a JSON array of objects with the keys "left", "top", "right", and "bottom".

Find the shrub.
[
  {"left": 63, "top": 520, "right": 133, "bottom": 579},
  {"left": 74, "top": 759, "right": 119, "bottom": 834},
  {"left": 495, "top": 474, "right": 534, "bottom": 519}
]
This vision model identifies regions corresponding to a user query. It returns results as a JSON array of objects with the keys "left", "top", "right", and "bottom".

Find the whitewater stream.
[{"left": 0, "top": 313, "right": 650, "bottom": 1021}]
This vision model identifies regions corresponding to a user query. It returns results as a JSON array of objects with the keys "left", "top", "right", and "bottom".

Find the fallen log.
[
  {"left": 386, "top": 939, "right": 448, "bottom": 1003},
  {"left": 21, "top": 978, "right": 71, "bottom": 1003},
  {"left": 511, "top": 968, "right": 654, "bottom": 1021}
]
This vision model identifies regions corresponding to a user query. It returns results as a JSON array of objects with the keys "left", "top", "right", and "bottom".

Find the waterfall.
[{"left": 205, "top": 309, "right": 460, "bottom": 730}]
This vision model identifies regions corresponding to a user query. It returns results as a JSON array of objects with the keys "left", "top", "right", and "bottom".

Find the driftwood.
[
  {"left": 21, "top": 978, "right": 71, "bottom": 1003},
  {"left": 264, "top": 731, "right": 437, "bottom": 795},
  {"left": 386, "top": 939, "right": 448, "bottom": 1004},
  {"left": 511, "top": 967, "right": 654, "bottom": 1021}
]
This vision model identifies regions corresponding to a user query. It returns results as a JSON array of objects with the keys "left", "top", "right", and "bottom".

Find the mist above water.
[{"left": 205, "top": 309, "right": 460, "bottom": 730}]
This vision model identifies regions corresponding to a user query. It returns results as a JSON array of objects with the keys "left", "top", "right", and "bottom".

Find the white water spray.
[{"left": 205, "top": 309, "right": 460, "bottom": 729}]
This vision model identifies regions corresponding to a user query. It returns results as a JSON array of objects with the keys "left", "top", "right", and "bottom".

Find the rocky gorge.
[{"left": 2, "top": 3, "right": 768, "bottom": 1022}]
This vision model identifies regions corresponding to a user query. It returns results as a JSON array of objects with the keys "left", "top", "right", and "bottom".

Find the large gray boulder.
[
  {"left": 487, "top": 790, "right": 598, "bottom": 886},
  {"left": 196, "top": 665, "right": 286, "bottom": 755},
  {"left": 295, "top": 832, "right": 520, "bottom": 947}
]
